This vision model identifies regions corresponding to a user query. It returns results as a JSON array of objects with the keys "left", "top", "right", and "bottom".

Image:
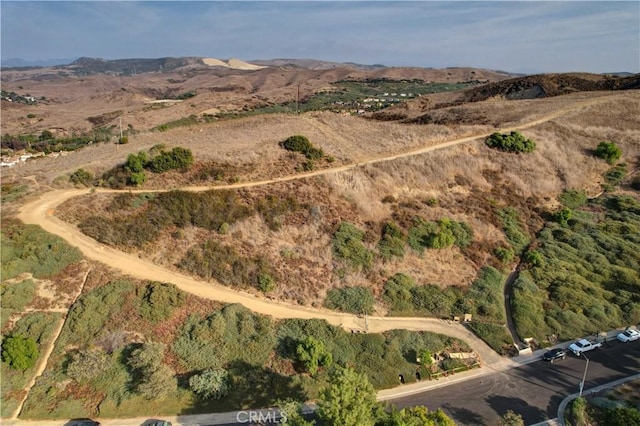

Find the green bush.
[
  {"left": 494, "top": 246, "right": 515, "bottom": 263},
  {"left": 173, "top": 304, "right": 276, "bottom": 371},
  {"left": 69, "top": 168, "right": 93, "bottom": 187},
  {"left": 1, "top": 221, "right": 83, "bottom": 280},
  {"left": 332, "top": 222, "right": 374, "bottom": 270},
  {"left": 407, "top": 217, "right": 472, "bottom": 252},
  {"left": 485, "top": 131, "right": 536, "bottom": 153},
  {"left": 1, "top": 335, "right": 39, "bottom": 371},
  {"left": 383, "top": 273, "right": 416, "bottom": 314},
  {"left": 324, "top": 286, "right": 374, "bottom": 314},
  {"left": 296, "top": 336, "right": 333, "bottom": 376},
  {"left": 150, "top": 147, "right": 194, "bottom": 172},
  {"left": 595, "top": 141, "right": 622, "bottom": 164},
  {"left": 496, "top": 207, "right": 531, "bottom": 253},
  {"left": 603, "top": 163, "right": 628, "bottom": 190},
  {"left": 189, "top": 368, "right": 230, "bottom": 399},
  {"left": 466, "top": 267, "right": 505, "bottom": 322},
  {"left": 377, "top": 222, "right": 405, "bottom": 260},
  {"left": 137, "top": 282, "right": 184, "bottom": 323},
  {"left": 280, "top": 135, "right": 325, "bottom": 160},
  {"left": 466, "top": 322, "right": 513, "bottom": 355},
  {"left": 559, "top": 189, "right": 588, "bottom": 209},
  {"left": 570, "top": 397, "right": 587, "bottom": 426},
  {"left": 1, "top": 280, "right": 37, "bottom": 311}
]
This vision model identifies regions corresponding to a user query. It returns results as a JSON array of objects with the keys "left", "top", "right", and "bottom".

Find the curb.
[{"left": 556, "top": 373, "right": 640, "bottom": 426}]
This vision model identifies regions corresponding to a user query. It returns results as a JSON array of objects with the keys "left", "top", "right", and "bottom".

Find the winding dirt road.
[{"left": 16, "top": 95, "right": 612, "bottom": 368}]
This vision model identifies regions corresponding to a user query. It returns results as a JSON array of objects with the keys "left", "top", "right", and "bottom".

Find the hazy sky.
[{"left": 2, "top": 1, "right": 639, "bottom": 73}]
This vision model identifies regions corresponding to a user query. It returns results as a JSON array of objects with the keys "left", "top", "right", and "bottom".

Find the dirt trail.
[{"left": 16, "top": 95, "right": 610, "bottom": 368}]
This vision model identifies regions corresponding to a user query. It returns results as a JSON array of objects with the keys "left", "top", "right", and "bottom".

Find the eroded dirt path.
[{"left": 16, "top": 95, "right": 614, "bottom": 370}]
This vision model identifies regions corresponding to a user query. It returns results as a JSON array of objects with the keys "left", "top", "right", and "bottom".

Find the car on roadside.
[
  {"left": 542, "top": 348, "right": 566, "bottom": 362},
  {"left": 617, "top": 329, "right": 640, "bottom": 343},
  {"left": 568, "top": 339, "right": 602, "bottom": 355}
]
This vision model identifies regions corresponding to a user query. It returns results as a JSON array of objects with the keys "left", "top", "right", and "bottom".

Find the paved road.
[{"left": 389, "top": 339, "right": 640, "bottom": 425}]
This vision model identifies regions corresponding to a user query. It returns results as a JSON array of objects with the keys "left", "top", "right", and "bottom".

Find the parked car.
[
  {"left": 542, "top": 348, "right": 566, "bottom": 362},
  {"left": 617, "top": 329, "right": 640, "bottom": 343},
  {"left": 148, "top": 422, "right": 171, "bottom": 426},
  {"left": 568, "top": 339, "right": 602, "bottom": 355}
]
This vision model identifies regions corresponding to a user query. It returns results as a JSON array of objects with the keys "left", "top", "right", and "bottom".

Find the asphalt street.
[{"left": 388, "top": 339, "right": 640, "bottom": 425}]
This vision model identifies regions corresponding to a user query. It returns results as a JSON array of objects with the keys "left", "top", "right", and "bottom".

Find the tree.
[
  {"left": 317, "top": 366, "right": 379, "bottom": 426},
  {"left": 128, "top": 341, "right": 165, "bottom": 372},
  {"left": 296, "top": 336, "right": 333, "bottom": 376},
  {"left": 499, "top": 410, "right": 524, "bottom": 426},
  {"left": 137, "top": 364, "right": 176, "bottom": 399},
  {"left": 595, "top": 141, "right": 622, "bottom": 164},
  {"left": 189, "top": 368, "right": 230, "bottom": 399},
  {"left": 277, "top": 399, "right": 315, "bottom": 426},
  {"left": 125, "top": 151, "right": 148, "bottom": 173},
  {"left": 1, "top": 335, "right": 39, "bottom": 371},
  {"left": 383, "top": 406, "right": 456, "bottom": 426}
]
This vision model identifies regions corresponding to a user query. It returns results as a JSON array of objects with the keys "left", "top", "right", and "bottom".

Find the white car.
[
  {"left": 617, "top": 329, "right": 640, "bottom": 343},
  {"left": 568, "top": 339, "right": 602, "bottom": 355}
]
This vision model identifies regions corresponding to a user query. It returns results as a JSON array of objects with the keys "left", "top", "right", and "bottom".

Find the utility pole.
[
  {"left": 579, "top": 353, "right": 590, "bottom": 397},
  {"left": 296, "top": 83, "right": 300, "bottom": 114}
]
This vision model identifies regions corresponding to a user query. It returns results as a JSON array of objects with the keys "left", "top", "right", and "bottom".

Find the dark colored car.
[{"left": 542, "top": 348, "right": 566, "bottom": 363}]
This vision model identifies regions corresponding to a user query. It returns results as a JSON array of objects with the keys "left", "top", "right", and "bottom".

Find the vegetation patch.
[
  {"left": 407, "top": 217, "right": 473, "bottom": 252},
  {"left": 324, "top": 286, "right": 374, "bottom": 315},
  {"left": 466, "top": 321, "right": 514, "bottom": 356},
  {"left": 332, "top": 222, "right": 374, "bottom": 271},
  {"left": 594, "top": 140, "right": 622, "bottom": 165},
  {"left": 383, "top": 267, "right": 505, "bottom": 323},
  {"left": 1, "top": 220, "right": 82, "bottom": 280},
  {"left": 485, "top": 131, "right": 536, "bottom": 153},
  {"left": 511, "top": 195, "right": 640, "bottom": 343},
  {"left": 496, "top": 207, "right": 531, "bottom": 253}
]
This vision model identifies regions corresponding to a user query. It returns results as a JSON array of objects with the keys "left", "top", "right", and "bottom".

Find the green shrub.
[
  {"left": 485, "top": 131, "right": 536, "bottom": 153},
  {"left": 595, "top": 141, "right": 622, "bottom": 164},
  {"left": 603, "top": 163, "right": 628, "bottom": 190},
  {"left": 332, "top": 222, "right": 373, "bottom": 270},
  {"left": 255, "top": 195, "right": 300, "bottom": 231},
  {"left": 295, "top": 336, "right": 333, "bottom": 376},
  {"left": 570, "top": 397, "right": 587, "bottom": 426},
  {"left": 280, "top": 135, "right": 325, "bottom": 160},
  {"left": 125, "top": 152, "right": 148, "bottom": 173},
  {"left": 173, "top": 304, "right": 276, "bottom": 370},
  {"left": 377, "top": 222, "right": 405, "bottom": 260},
  {"left": 137, "top": 282, "right": 184, "bottom": 323},
  {"left": 407, "top": 217, "right": 472, "bottom": 251},
  {"left": 523, "top": 250, "right": 543, "bottom": 267},
  {"left": 1, "top": 335, "right": 39, "bottom": 371},
  {"left": 1, "top": 221, "right": 83, "bottom": 280},
  {"left": 189, "top": 368, "right": 230, "bottom": 399},
  {"left": 1, "top": 280, "right": 37, "bottom": 311},
  {"left": 466, "top": 322, "right": 513, "bottom": 355},
  {"left": 69, "top": 168, "right": 93, "bottom": 187},
  {"left": 559, "top": 189, "right": 588, "bottom": 209},
  {"left": 150, "top": 147, "right": 194, "bottom": 172},
  {"left": 496, "top": 207, "right": 530, "bottom": 253},
  {"left": 554, "top": 207, "right": 573, "bottom": 226},
  {"left": 324, "top": 286, "right": 374, "bottom": 314},
  {"left": 494, "top": 246, "right": 515, "bottom": 263},
  {"left": 383, "top": 273, "right": 416, "bottom": 314},
  {"left": 258, "top": 274, "right": 276, "bottom": 293},
  {"left": 467, "top": 267, "right": 505, "bottom": 322}
]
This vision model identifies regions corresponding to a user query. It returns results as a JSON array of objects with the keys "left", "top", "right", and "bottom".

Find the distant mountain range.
[{"left": 1, "top": 57, "right": 78, "bottom": 68}]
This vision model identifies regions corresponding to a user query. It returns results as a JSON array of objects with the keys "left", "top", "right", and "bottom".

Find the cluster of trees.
[
  {"left": 281, "top": 366, "right": 457, "bottom": 426},
  {"left": 95, "top": 145, "right": 194, "bottom": 188},
  {"left": 279, "top": 135, "right": 333, "bottom": 171},
  {"left": 485, "top": 131, "right": 536, "bottom": 153},
  {"left": 2, "top": 128, "right": 113, "bottom": 153}
]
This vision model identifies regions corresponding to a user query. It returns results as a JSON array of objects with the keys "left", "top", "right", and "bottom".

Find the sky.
[{"left": 2, "top": 1, "right": 639, "bottom": 74}]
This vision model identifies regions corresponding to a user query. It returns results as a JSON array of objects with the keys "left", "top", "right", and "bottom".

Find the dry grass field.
[{"left": 6, "top": 81, "right": 637, "bottom": 308}]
